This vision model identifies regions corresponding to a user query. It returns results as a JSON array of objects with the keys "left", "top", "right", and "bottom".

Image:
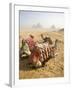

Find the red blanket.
[{"left": 25, "top": 36, "right": 36, "bottom": 51}]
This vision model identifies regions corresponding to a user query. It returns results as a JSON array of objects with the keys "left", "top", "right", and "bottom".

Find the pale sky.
[{"left": 20, "top": 11, "right": 64, "bottom": 29}]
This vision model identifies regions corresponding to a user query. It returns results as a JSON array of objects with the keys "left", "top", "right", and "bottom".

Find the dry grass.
[{"left": 19, "top": 28, "right": 64, "bottom": 79}]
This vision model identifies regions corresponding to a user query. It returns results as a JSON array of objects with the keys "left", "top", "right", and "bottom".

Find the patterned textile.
[
  {"left": 25, "top": 36, "right": 36, "bottom": 51},
  {"left": 29, "top": 42, "right": 51, "bottom": 66}
]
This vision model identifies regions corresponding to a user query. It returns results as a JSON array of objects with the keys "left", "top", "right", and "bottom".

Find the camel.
[
  {"left": 19, "top": 39, "right": 31, "bottom": 59},
  {"left": 29, "top": 39, "right": 58, "bottom": 68},
  {"left": 40, "top": 34, "right": 53, "bottom": 44},
  {"left": 36, "top": 39, "right": 58, "bottom": 58},
  {"left": 20, "top": 37, "right": 58, "bottom": 68}
]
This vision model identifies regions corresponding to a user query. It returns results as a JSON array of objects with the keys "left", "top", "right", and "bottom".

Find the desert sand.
[{"left": 19, "top": 28, "right": 64, "bottom": 79}]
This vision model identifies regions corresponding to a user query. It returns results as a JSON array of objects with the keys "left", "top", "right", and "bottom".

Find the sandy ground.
[{"left": 19, "top": 28, "right": 64, "bottom": 79}]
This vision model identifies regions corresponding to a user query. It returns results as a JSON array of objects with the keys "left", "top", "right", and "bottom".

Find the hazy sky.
[{"left": 20, "top": 11, "right": 64, "bottom": 28}]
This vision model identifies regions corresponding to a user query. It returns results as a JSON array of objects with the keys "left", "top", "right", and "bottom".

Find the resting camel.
[
  {"left": 20, "top": 37, "right": 58, "bottom": 68},
  {"left": 19, "top": 39, "right": 31, "bottom": 59},
  {"left": 29, "top": 39, "right": 58, "bottom": 68},
  {"left": 40, "top": 34, "right": 53, "bottom": 44}
]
